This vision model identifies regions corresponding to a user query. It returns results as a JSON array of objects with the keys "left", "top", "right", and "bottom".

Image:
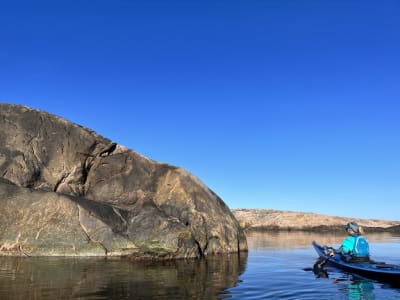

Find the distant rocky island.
[
  {"left": 0, "top": 104, "right": 247, "bottom": 258},
  {"left": 232, "top": 209, "right": 400, "bottom": 233}
]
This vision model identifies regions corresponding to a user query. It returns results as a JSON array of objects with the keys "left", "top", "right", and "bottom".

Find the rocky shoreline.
[{"left": 232, "top": 209, "right": 400, "bottom": 233}]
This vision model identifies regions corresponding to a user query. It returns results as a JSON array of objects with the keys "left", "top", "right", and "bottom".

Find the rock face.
[
  {"left": 0, "top": 104, "right": 247, "bottom": 258},
  {"left": 233, "top": 209, "right": 400, "bottom": 232}
]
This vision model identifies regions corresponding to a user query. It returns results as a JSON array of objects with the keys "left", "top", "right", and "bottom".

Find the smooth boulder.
[{"left": 0, "top": 104, "right": 247, "bottom": 258}]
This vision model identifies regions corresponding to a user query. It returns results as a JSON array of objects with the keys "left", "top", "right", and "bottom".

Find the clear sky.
[{"left": 1, "top": 0, "right": 399, "bottom": 220}]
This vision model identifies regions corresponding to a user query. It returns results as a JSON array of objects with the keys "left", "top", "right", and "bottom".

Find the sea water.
[{"left": 1, "top": 231, "right": 399, "bottom": 299}]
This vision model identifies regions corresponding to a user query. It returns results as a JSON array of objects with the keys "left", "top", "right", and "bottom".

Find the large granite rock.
[{"left": 0, "top": 104, "right": 247, "bottom": 258}]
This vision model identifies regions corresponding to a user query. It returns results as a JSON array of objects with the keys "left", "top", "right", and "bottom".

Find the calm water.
[{"left": 1, "top": 231, "right": 400, "bottom": 299}]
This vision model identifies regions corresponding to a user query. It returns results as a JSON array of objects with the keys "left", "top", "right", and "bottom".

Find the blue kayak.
[{"left": 312, "top": 241, "right": 400, "bottom": 286}]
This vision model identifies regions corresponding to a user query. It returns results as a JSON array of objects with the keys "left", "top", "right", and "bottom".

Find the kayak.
[{"left": 312, "top": 241, "right": 400, "bottom": 286}]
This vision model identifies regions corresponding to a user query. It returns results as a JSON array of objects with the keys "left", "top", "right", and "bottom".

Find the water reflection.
[
  {"left": 0, "top": 252, "right": 247, "bottom": 300},
  {"left": 2, "top": 232, "right": 399, "bottom": 299},
  {"left": 245, "top": 230, "right": 395, "bottom": 250},
  {"left": 310, "top": 257, "right": 376, "bottom": 300},
  {"left": 342, "top": 280, "right": 376, "bottom": 300}
]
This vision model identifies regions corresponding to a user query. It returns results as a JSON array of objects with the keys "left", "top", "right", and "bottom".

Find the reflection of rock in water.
[
  {"left": 245, "top": 231, "right": 394, "bottom": 250},
  {"left": 0, "top": 253, "right": 248, "bottom": 299},
  {"left": 312, "top": 257, "right": 329, "bottom": 278}
]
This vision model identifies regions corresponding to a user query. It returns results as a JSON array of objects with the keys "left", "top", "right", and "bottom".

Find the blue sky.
[{"left": 1, "top": 0, "right": 399, "bottom": 220}]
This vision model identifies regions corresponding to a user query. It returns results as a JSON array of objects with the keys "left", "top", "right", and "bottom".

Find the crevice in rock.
[
  {"left": 203, "top": 235, "right": 220, "bottom": 255},
  {"left": 194, "top": 239, "right": 204, "bottom": 258},
  {"left": 77, "top": 205, "right": 92, "bottom": 243},
  {"left": 203, "top": 240, "right": 209, "bottom": 255},
  {"left": 30, "top": 142, "right": 41, "bottom": 166},
  {"left": 99, "top": 143, "right": 117, "bottom": 157},
  {"left": 80, "top": 153, "right": 97, "bottom": 194},
  {"left": 18, "top": 245, "right": 30, "bottom": 257},
  {"left": 77, "top": 205, "right": 108, "bottom": 255},
  {"left": 26, "top": 170, "right": 41, "bottom": 189},
  {"left": 54, "top": 173, "right": 68, "bottom": 192},
  {"left": 112, "top": 207, "right": 128, "bottom": 230},
  {"left": 80, "top": 160, "right": 90, "bottom": 193}
]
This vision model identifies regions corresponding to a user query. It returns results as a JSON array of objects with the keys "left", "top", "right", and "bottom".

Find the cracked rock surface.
[{"left": 0, "top": 104, "right": 247, "bottom": 258}]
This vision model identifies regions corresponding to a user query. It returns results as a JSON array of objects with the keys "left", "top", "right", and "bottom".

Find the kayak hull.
[{"left": 312, "top": 241, "right": 400, "bottom": 286}]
